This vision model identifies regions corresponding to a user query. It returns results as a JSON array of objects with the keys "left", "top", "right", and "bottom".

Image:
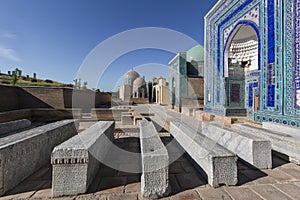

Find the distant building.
[
  {"left": 119, "top": 70, "right": 140, "bottom": 101},
  {"left": 204, "top": 0, "right": 300, "bottom": 127},
  {"left": 118, "top": 70, "right": 148, "bottom": 104},
  {"left": 153, "top": 77, "right": 169, "bottom": 105},
  {"left": 132, "top": 77, "right": 147, "bottom": 99},
  {"left": 168, "top": 45, "right": 205, "bottom": 112},
  {"left": 148, "top": 77, "right": 159, "bottom": 103}
]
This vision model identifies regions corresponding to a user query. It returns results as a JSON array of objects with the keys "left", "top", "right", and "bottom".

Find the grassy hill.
[{"left": 0, "top": 74, "right": 73, "bottom": 88}]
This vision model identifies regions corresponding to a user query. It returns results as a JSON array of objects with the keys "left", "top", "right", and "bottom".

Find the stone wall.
[
  {"left": 64, "top": 89, "right": 111, "bottom": 112},
  {"left": 0, "top": 85, "right": 111, "bottom": 112},
  {"left": 0, "top": 109, "right": 32, "bottom": 123},
  {"left": 0, "top": 86, "right": 20, "bottom": 111},
  {"left": 20, "top": 87, "right": 65, "bottom": 109},
  {"left": 0, "top": 109, "right": 82, "bottom": 123}
]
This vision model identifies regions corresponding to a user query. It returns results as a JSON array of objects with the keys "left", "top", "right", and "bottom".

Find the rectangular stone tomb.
[
  {"left": 121, "top": 112, "right": 133, "bottom": 116},
  {"left": 232, "top": 123, "right": 300, "bottom": 164},
  {"left": 0, "top": 119, "right": 79, "bottom": 196},
  {"left": 0, "top": 119, "right": 31, "bottom": 135},
  {"left": 263, "top": 122, "right": 300, "bottom": 138},
  {"left": 51, "top": 121, "right": 115, "bottom": 197},
  {"left": 202, "top": 122, "right": 272, "bottom": 169},
  {"left": 170, "top": 122, "right": 238, "bottom": 187},
  {"left": 134, "top": 116, "right": 143, "bottom": 126},
  {"left": 121, "top": 115, "right": 134, "bottom": 125},
  {"left": 91, "top": 108, "right": 130, "bottom": 121},
  {"left": 140, "top": 121, "right": 170, "bottom": 198}
]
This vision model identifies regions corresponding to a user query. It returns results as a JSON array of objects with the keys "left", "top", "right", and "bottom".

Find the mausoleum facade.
[
  {"left": 204, "top": 0, "right": 300, "bottom": 127},
  {"left": 118, "top": 70, "right": 148, "bottom": 102}
]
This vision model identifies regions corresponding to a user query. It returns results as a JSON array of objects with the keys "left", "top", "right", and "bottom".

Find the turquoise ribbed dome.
[{"left": 186, "top": 45, "right": 205, "bottom": 62}]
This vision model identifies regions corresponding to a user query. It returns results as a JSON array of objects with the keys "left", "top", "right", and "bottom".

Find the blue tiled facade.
[
  {"left": 204, "top": 0, "right": 300, "bottom": 127},
  {"left": 295, "top": 0, "right": 300, "bottom": 109}
]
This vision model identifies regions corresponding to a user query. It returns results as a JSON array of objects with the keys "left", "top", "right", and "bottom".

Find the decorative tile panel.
[
  {"left": 295, "top": 0, "right": 300, "bottom": 108},
  {"left": 224, "top": 5, "right": 260, "bottom": 44}
]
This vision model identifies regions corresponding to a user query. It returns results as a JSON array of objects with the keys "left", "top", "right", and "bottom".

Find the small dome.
[
  {"left": 186, "top": 45, "right": 204, "bottom": 62},
  {"left": 124, "top": 70, "right": 140, "bottom": 85},
  {"left": 133, "top": 77, "right": 146, "bottom": 87},
  {"left": 125, "top": 70, "right": 140, "bottom": 80}
]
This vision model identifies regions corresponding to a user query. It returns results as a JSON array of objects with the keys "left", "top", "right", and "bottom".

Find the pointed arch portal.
[{"left": 224, "top": 22, "right": 260, "bottom": 116}]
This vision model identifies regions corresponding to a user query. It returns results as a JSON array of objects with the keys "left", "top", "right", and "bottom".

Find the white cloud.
[
  {"left": 0, "top": 33, "right": 16, "bottom": 39},
  {"left": 0, "top": 30, "right": 16, "bottom": 39},
  {"left": 0, "top": 46, "right": 21, "bottom": 62}
]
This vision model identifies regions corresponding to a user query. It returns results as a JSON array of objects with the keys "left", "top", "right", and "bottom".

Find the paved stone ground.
[{"left": 1, "top": 119, "right": 300, "bottom": 200}]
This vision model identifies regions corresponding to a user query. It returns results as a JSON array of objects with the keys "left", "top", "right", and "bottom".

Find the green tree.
[
  {"left": 11, "top": 69, "right": 18, "bottom": 85},
  {"left": 82, "top": 81, "right": 88, "bottom": 90}
]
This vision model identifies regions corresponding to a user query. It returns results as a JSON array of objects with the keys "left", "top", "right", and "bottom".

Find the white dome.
[
  {"left": 124, "top": 70, "right": 140, "bottom": 85},
  {"left": 133, "top": 77, "right": 146, "bottom": 87},
  {"left": 125, "top": 70, "right": 140, "bottom": 80}
]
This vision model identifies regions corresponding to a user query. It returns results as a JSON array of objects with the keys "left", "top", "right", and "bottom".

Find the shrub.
[
  {"left": 30, "top": 78, "right": 37, "bottom": 82},
  {"left": 62, "top": 84, "right": 74, "bottom": 88},
  {"left": 12, "top": 71, "right": 18, "bottom": 85},
  {"left": 1, "top": 80, "right": 10, "bottom": 84},
  {"left": 45, "top": 79, "right": 53, "bottom": 83}
]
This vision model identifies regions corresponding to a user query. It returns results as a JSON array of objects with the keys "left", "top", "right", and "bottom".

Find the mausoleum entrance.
[{"left": 224, "top": 24, "right": 259, "bottom": 116}]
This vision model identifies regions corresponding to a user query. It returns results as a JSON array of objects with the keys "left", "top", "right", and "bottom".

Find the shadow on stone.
[
  {"left": 272, "top": 151, "right": 290, "bottom": 168},
  {"left": 151, "top": 119, "right": 168, "bottom": 133},
  {"left": 237, "top": 158, "right": 267, "bottom": 185},
  {"left": 87, "top": 136, "right": 141, "bottom": 194}
]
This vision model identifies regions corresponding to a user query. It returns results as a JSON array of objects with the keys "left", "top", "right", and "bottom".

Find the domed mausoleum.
[
  {"left": 133, "top": 77, "right": 147, "bottom": 98},
  {"left": 118, "top": 70, "right": 148, "bottom": 102},
  {"left": 124, "top": 70, "right": 140, "bottom": 85}
]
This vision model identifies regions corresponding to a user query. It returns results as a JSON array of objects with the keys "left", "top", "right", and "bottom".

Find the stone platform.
[
  {"left": 1, "top": 120, "right": 299, "bottom": 200},
  {"left": 1, "top": 105, "right": 300, "bottom": 200}
]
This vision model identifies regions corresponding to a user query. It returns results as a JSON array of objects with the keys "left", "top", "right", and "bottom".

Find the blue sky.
[{"left": 0, "top": 0, "right": 218, "bottom": 91}]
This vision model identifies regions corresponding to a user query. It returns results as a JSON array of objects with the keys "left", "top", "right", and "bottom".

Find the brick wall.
[
  {"left": 0, "top": 85, "right": 112, "bottom": 112},
  {"left": 0, "top": 85, "right": 20, "bottom": 111}
]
